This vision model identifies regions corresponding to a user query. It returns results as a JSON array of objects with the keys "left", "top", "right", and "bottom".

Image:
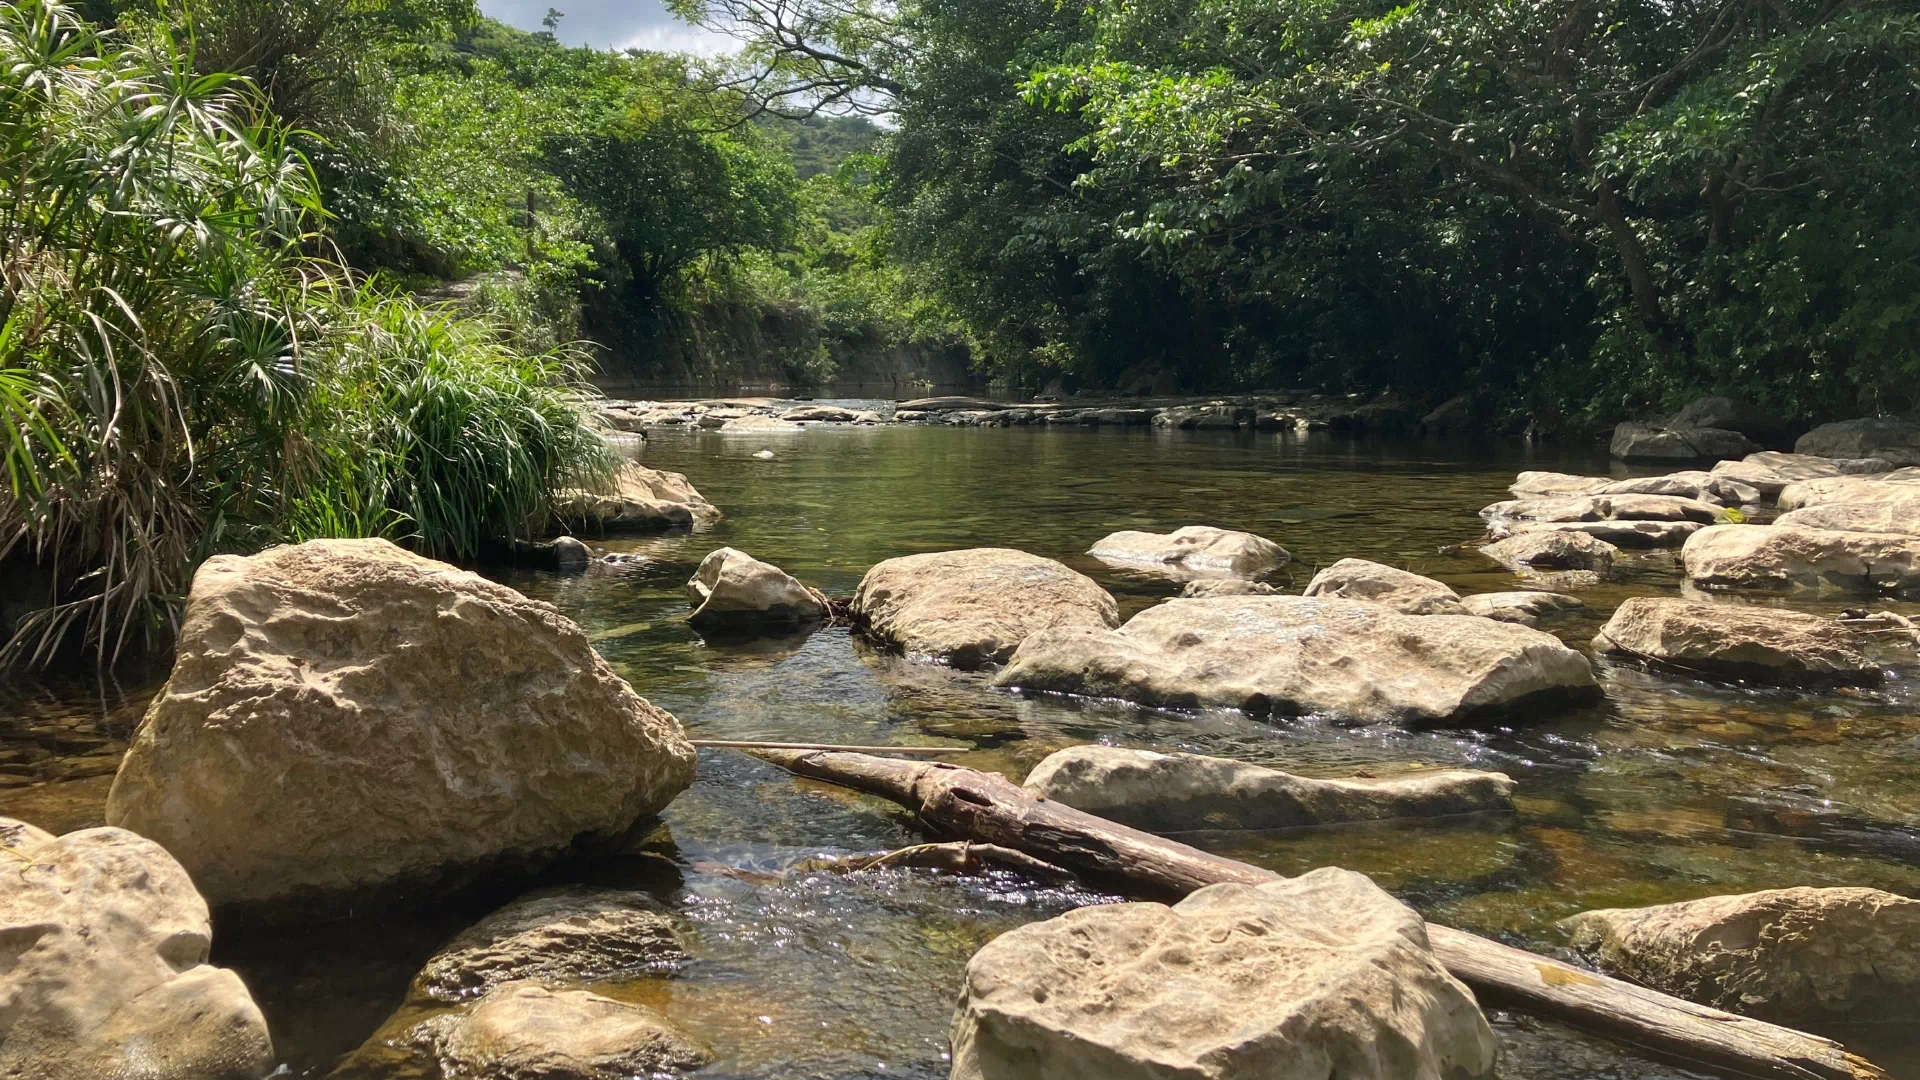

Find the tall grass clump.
[{"left": 0, "top": 0, "right": 611, "bottom": 668}]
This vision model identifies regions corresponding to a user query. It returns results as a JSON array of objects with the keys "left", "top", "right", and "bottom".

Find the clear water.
[{"left": 6, "top": 417, "right": 1918, "bottom": 1078}]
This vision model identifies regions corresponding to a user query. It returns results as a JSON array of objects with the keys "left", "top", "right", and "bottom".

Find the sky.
[{"left": 476, "top": 0, "right": 733, "bottom": 55}]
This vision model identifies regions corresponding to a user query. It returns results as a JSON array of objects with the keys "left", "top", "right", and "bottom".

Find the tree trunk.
[
  {"left": 1595, "top": 180, "right": 1672, "bottom": 339},
  {"left": 749, "top": 749, "right": 1889, "bottom": 1080}
]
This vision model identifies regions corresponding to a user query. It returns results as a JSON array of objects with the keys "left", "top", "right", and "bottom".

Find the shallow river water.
[{"left": 5, "top": 416, "right": 1920, "bottom": 1078}]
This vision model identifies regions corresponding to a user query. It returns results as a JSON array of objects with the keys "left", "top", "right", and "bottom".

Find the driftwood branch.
[{"left": 748, "top": 749, "right": 1889, "bottom": 1080}]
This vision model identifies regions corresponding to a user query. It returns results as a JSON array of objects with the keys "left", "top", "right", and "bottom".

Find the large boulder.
[
  {"left": 994, "top": 595, "right": 1597, "bottom": 726},
  {"left": 1669, "top": 396, "right": 1795, "bottom": 445},
  {"left": 1087, "top": 525, "right": 1290, "bottom": 577},
  {"left": 1561, "top": 887, "right": 1920, "bottom": 1021},
  {"left": 1682, "top": 524, "right": 1920, "bottom": 595},
  {"left": 1301, "top": 558, "right": 1466, "bottom": 615},
  {"left": 949, "top": 868, "right": 1498, "bottom": 1080},
  {"left": 1460, "top": 591, "right": 1585, "bottom": 626},
  {"left": 1794, "top": 417, "right": 1920, "bottom": 465},
  {"left": 1711, "top": 452, "right": 1894, "bottom": 499},
  {"left": 1022, "top": 746, "right": 1513, "bottom": 832},
  {"left": 1776, "top": 500, "right": 1920, "bottom": 535},
  {"left": 1488, "top": 519, "right": 1704, "bottom": 549},
  {"left": 1775, "top": 469, "right": 1920, "bottom": 511},
  {"left": 105, "top": 539, "right": 698, "bottom": 909},
  {"left": 554, "top": 461, "right": 720, "bottom": 532},
  {"left": 685, "top": 547, "right": 827, "bottom": 632},
  {"left": 0, "top": 818, "right": 274, "bottom": 1080},
  {"left": 1611, "top": 422, "right": 1756, "bottom": 461},
  {"left": 1593, "top": 597, "right": 1879, "bottom": 684},
  {"left": 851, "top": 548, "right": 1119, "bottom": 668},
  {"left": 1480, "top": 530, "right": 1617, "bottom": 574},
  {"left": 1480, "top": 493, "right": 1726, "bottom": 525}
]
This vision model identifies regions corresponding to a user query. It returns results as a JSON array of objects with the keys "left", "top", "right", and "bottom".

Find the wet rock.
[
  {"left": 719, "top": 415, "right": 804, "bottom": 432},
  {"left": 994, "top": 595, "right": 1597, "bottom": 725},
  {"left": 416, "top": 887, "right": 686, "bottom": 1003},
  {"left": 1794, "top": 417, "right": 1920, "bottom": 465},
  {"left": 1488, "top": 519, "right": 1704, "bottom": 549},
  {"left": 0, "top": 817, "right": 274, "bottom": 1080},
  {"left": 1088, "top": 525, "right": 1290, "bottom": 577},
  {"left": 1510, "top": 471, "right": 1756, "bottom": 505},
  {"left": 686, "top": 547, "right": 826, "bottom": 632},
  {"left": 895, "top": 410, "right": 927, "bottom": 422},
  {"left": 1480, "top": 530, "right": 1617, "bottom": 573},
  {"left": 1593, "top": 597, "right": 1879, "bottom": 683},
  {"left": 1775, "top": 469, "right": 1920, "bottom": 510},
  {"left": 1460, "top": 591, "right": 1585, "bottom": 626},
  {"left": 1509, "top": 471, "right": 1613, "bottom": 497},
  {"left": 1081, "top": 407, "right": 1156, "bottom": 426},
  {"left": 1153, "top": 403, "right": 1254, "bottom": 429},
  {"left": 949, "top": 868, "right": 1497, "bottom": 1080},
  {"left": 1611, "top": 422, "right": 1756, "bottom": 461},
  {"left": 752, "top": 449, "right": 776, "bottom": 460},
  {"left": 897, "top": 396, "right": 1006, "bottom": 412},
  {"left": 1561, "top": 887, "right": 1920, "bottom": 1021},
  {"left": 1668, "top": 396, "right": 1795, "bottom": 446},
  {"left": 1682, "top": 524, "right": 1920, "bottom": 595},
  {"left": 1711, "top": 452, "right": 1894, "bottom": 498},
  {"left": 507, "top": 536, "right": 590, "bottom": 572},
  {"left": 851, "top": 548, "right": 1119, "bottom": 668},
  {"left": 1302, "top": 558, "right": 1466, "bottom": 615},
  {"left": 781, "top": 404, "right": 859, "bottom": 422},
  {"left": 554, "top": 462, "right": 721, "bottom": 532},
  {"left": 1776, "top": 500, "right": 1920, "bottom": 535},
  {"left": 1179, "top": 579, "right": 1280, "bottom": 598},
  {"left": 106, "top": 539, "right": 698, "bottom": 909},
  {"left": 425, "top": 982, "right": 710, "bottom": 1080},
  {"left": 1022, "top": 746, "right": 1514, "bottom": 831},
  {"left": 1480, "top": 493, "right": 1726, "bottom": 525}
]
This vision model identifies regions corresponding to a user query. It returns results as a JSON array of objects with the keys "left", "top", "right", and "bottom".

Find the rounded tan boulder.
[
  {"left": 1682, "top": 524, "right": 1920, "bottom": 594},
  {"left": 1302, "top": 558, "right": 1466, "bottom": 615},
  {"left": 1087, "top": 525, "right": 1290, "bottom": 577},
  {"left": 1593, "top": 596, "right": 1879, "bottom": 683},
  {"left": 106, "top": 538, "right": 697, "bottom": 910},
  {"left": 851, "top": 548, "right": 1119, "bottom": 668},
  {"left": 685, "top": 547, "right": 827, "bottom": 631}
]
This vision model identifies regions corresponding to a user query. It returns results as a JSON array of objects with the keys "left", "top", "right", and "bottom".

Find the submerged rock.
[
  {"left": 1593, "top": 597, "right": 1880, "bottom": 684},
  {"left": 1301, "top": 558, "right": 1466, "bottom": 615},
  {"left": 416, "top": 887, "right": 687, "bottom": 1003},
  {"left": 1776, "top": 500, "right": 1920, "bottom": 535},
  {"left": 1087, "top": 525, "right": 1290, "bottom": 577},
  {"left": 0, "top": 818, "right": 274, "bottom": 1080},
  {"left": 554, "top": 462, "right": 721, "bottom": 532},
  {"left": 1481, "top": 493, "right": 1725, "bottom": 525},
  {"left": 1480, "top": 530, "right": 1617, "bottom": 574},
  {"left": 106, "top": 539, "right": 698, "bottom": 910},
  {"left": 851, "top": 548, "right": 1119, "bottom": 668},
  {"left": 1682, "top": 524, "right": 1920, "bottom": 595},
  {"left": 1561, "top": 887, "right": 1920, "bottom": 1021},
  {"left": 1794, "top": 417, "right": 1920, "bottom": 465},
  {"left": 1179, "top": 578, "right": 1280, "bottom": 598},
  {"left": 1022, "top": 746, "right": 1513, "bottom": 831},
  {"left": 425, "top": 982, "right": 710, "bottom": 1080},
  {"left": 1489, "top": 519, "right": 1704, "bottom": 549},
  {"left": 686, "top": 547, "right": 826, "bottom": 632},
  {"left": 1460, "top": 591, "right": 1585, "bottom": 626},
  {"left": 949, "top": 868, "right": 1498, "bottom": 1080},
  {"left": 994, "top": 595, "right": 1597, "bottom": 725},
  {"left": 1611, "top": 422, "right": 1756, "bottom": 461}
]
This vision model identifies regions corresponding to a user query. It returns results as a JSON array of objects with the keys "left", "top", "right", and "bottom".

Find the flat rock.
[
  {"left": 1301, "top": 558, "right": 1466, "bottom": 615},
  {"left": 1510, "top": 471, "right": 1613, "bottom": 497},
  {"left": 429, "top": 982, "right": 710, "bottom": 1080},
  {"left": 1712, "top": 452, "right": 1894, "bottom": 498},
  {"left": 719, "top": 415, "right": 804, "bottom": 432},
  {"left": 555, "top": 462, "right": 720, "bottom": 532},
  {"left": 1776, "top": 469, "right": 1920, "bottom": 510},
  {"left": 1776, "top": 500, "right": 1920, "bottom": 535},
  {"left": 1611, "top": 422, "right": 1756, "bottom": 461},
  {"left": 897, "top": 396, "right": 1007, "bottom": 412},
  {"left": 1088, "top": 525, "right": 1289, "bottom": 577},
  {"left": 851, "top": 548, "right": 1119, "bottom": 668},
  {"left": 1460, "top": 591, "right": 1585, "bottom": 626},
  {"left": 1794, "top": 417, "right": 1920, "bottom": 465},
  {"left": 1480, "top": 530, "right": 1617, "bottom": 573},
  {"left": 1480, "top": 493, "right": 1726, "bottom": 525},
  {"left": 1593, "top": 597, "right": 1879, "bottom": 683},
  {"left": 686, "top": 547, "right": 826, "bottom": 631},
  {"left": 1515, "top": 471, "right": 1754, "bottom": 505},
  {"left": 1153, "top": 403, "right": 1254, "bottom": 429},
  {"left": 106, "top": 539, "right": 698, "bottom": 909},
  {"left": 1022, "top": 746, "right": 1514, "bottom": 831},
  {"left": 1682, "top": 524, "right": 1920, "bottom": 595},
  {"left": 1561, "top": 887, "right": 1920, "bottom": 1021},
  {"left": 781, "top": 404, "right": 860, "bottom": 422},
  {"left": 994, "top": 595, "right": 1597, "bottom": 725},
  {"left": 415, "top": 887, "right": 687, "bottom": 1004},
  {"left": 0, "top": 819, "right": 274, "bottom": 1080},
  {"left": 1179, "top": 579, "right": 1280, "bottom": 598},
  {"left": 1489, "top": 519, "right": 1705, "bottom": 549},
  {"left": 950, "top": 868, "right": 1498, "bottom": 1080}
]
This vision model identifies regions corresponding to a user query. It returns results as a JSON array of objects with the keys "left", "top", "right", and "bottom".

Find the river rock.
[
  {"left": 781, "top": 404, "right": 860, "bottom": 422},
  {"left": 1682, "top": 524, "right": 1920, "bottom": 595},
  {"left": 1488, "top": 519, "right": 1705, "bottom": 549},
  {"left": 851, "top": 548, "right": 1119, "bottom": 668},
  {"left": 1088, "top": 525, "right": 1290, "bottom": 576},
  {"left": 1794, "top": 418, "right": 1920, "bottom": 465},
  {"left": 1775, "top": 470, "right": 1920, "bottom": 510},
  {"left": 1153, "top": 403, "right": 1254, "bottom": 429},
  {"left": 1481, "top": 493, "right": 1726, "bottom": 525},
  {"left": 1179, "top": 579, "right": 1281, "bottom": 598},
  {"left": 424, "top": 982, "right": 710, "bottom": 1080},
  {"left": 1776, "top": 500, "right": 1920, "bottom": 535},
  {"left": 1668, "top": 396, "right": 1795, "bottom": 445},
  {"left": 898, "top": 396, "right": 1005, "bottom": 412},
  {"left": 1561, "top": 887, "right": 1920, "bottom": 1021},
  {"left": 1611, "top": 422, "right": 1756, "bottom": 461},
  {"left": 105, "top": 539, "right": 698, "bottom": 909},
  {"left": 1593, "top": 597, "right": 1879, "bottom": 683},
  {"left": 720, "top": 415, "right": 804, "bottom": 432},
  {"left": 686, "top": 547, "right": 826, "bottom": 631},
  {"left": 416, "top": 887, "right": 687, "bottom": 1003},
  {"left": 1480, "top": 530, "right": 1617, "bottom": 573},
  {"left": 1022, "top": 746, "right": 1514, "bottom": 831},
  {"left": 1510, "top": 471, "right": 1613, "bottom": 497},
  {"left": 1302, "top": 558, "right": 1466, "bottom": 615},
  {"left": 1460, "top": 591, "right": 1585, "bottom": 626},
  {"left": 1511, "top": 471, "right": 1755, "bottom": 505},
  {"left": 555, "top": 462, "right": 720, "bottom": 532},
  {"left": 0, "top": 818, "right": 274, "bottom": 1080},
  {"left": 994, "top": 595, "right": 1597, "bottom": 725},
  {"left": 949, "top": 868, "right": 1498, "bottom": 1080},
  {"left": 1711, "top": 452, "right": 1895, "bottom": 498}
]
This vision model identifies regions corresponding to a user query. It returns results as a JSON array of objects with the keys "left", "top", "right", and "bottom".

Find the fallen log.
[{"left": 750, "top": 749, "right": 1888, "bottom": 1080}]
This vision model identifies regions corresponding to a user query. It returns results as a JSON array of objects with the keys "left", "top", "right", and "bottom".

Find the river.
[{"left": 4, "top": 416, "right": 1917, "bottom": 1078}]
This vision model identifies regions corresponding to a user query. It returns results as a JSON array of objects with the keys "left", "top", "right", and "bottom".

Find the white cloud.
[{"left": 616, "top": 22, "right": 738, "bottom": 57}]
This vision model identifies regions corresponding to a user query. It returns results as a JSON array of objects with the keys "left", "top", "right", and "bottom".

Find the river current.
[{"left": 4, "top": 414, "right": 1918, "bottom": 1077}]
